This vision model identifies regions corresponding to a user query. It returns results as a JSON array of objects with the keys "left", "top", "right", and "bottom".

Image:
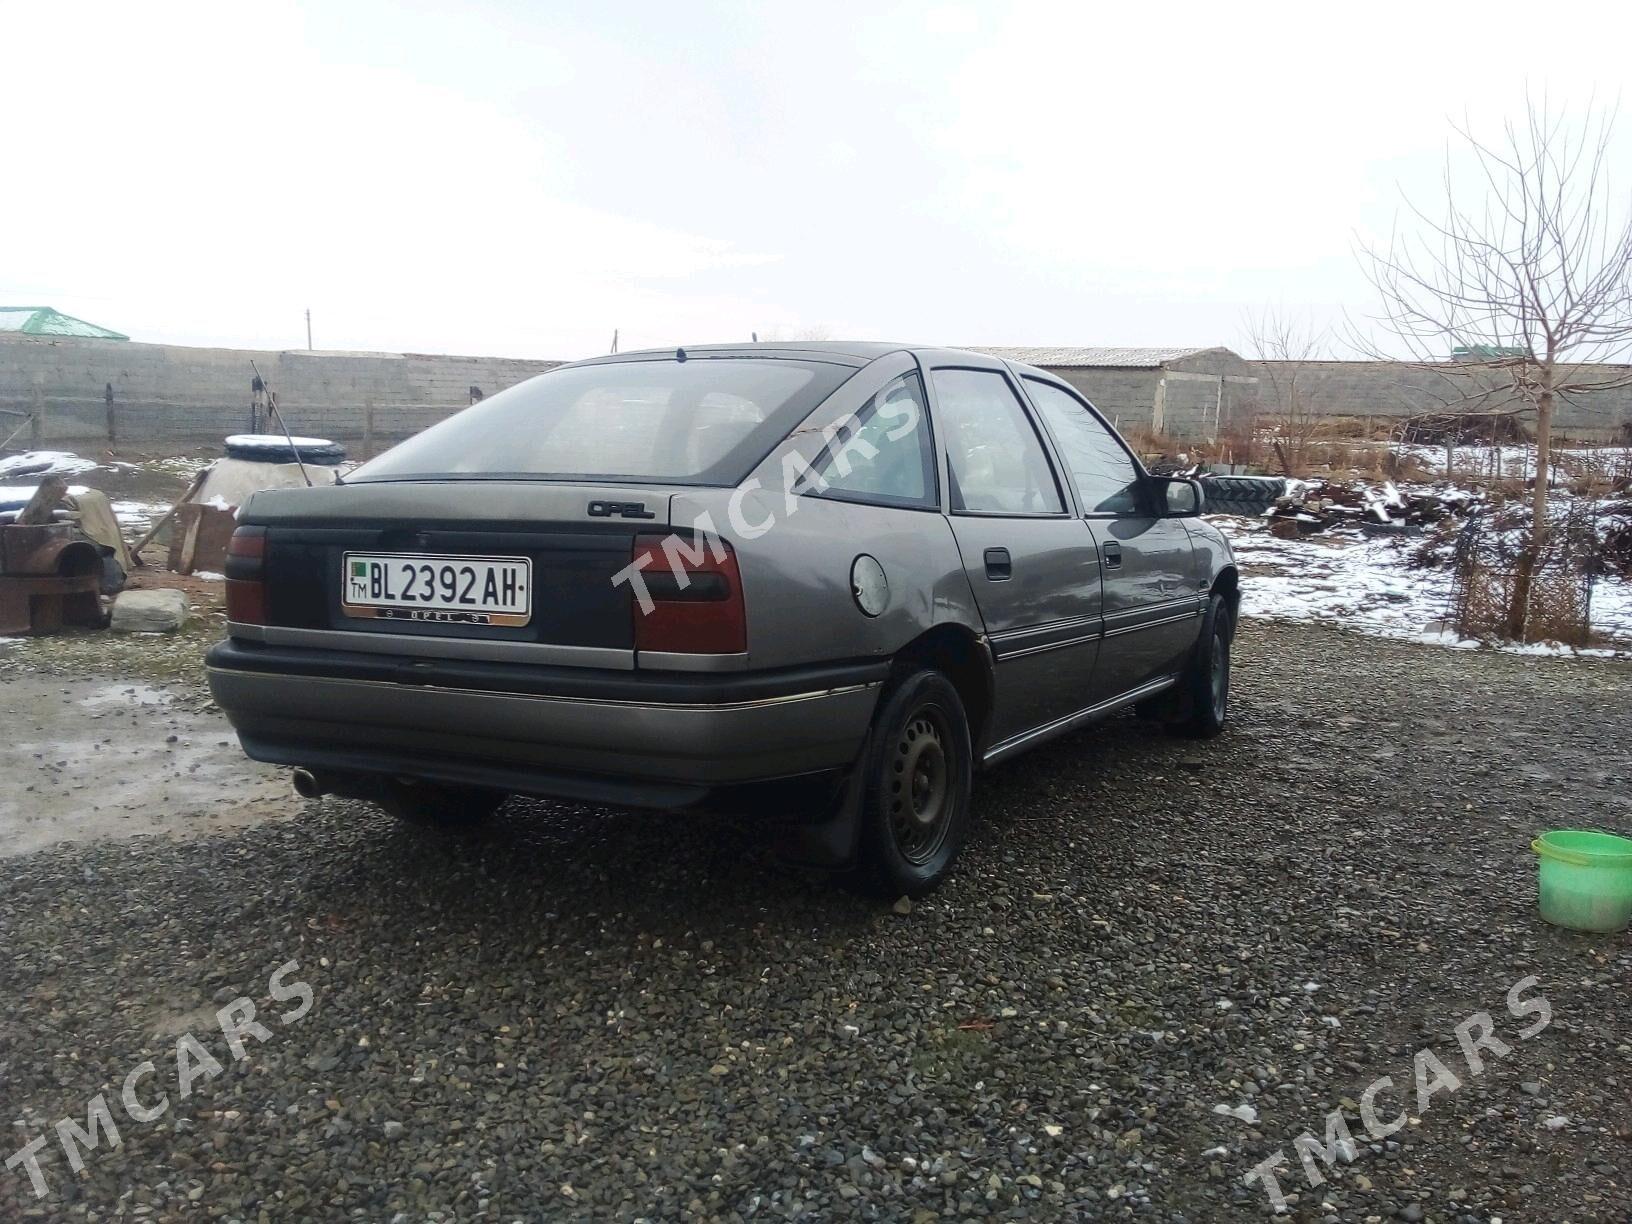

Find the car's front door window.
[
  {"left": 931, "top": 368, "right": 1064, "bottom": 515},
  {"left": 1023, "top": 378, "right": 1144, "bottom": 515}
]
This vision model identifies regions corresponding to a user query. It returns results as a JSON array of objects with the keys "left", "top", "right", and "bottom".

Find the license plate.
[{"left": 341, "top": 553, "right": 532, "bottom": 627}]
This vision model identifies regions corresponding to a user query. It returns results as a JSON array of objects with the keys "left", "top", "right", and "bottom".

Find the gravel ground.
[{"left": 1, "top": 620, "right": 1629, "bottom": 1222}]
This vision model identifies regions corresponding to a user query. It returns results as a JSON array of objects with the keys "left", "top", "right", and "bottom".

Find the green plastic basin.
[{"left": 1531, "top": 829, "right": 1632, "bottom": 933}]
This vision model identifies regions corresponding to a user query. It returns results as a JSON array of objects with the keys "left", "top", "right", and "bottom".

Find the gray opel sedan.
[{"left": 208, "top": 343, "right": 1239, "bottom": 894}]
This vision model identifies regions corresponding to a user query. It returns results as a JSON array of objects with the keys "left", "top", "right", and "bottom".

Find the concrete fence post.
[
  {"left": 30, "top": 381, "right": 45, "bottom": 449},
  {"left": 105, "top": 383, "right": 117, "bottom": 445},
  {"left": 363, "top": 398, "right": 375, "bottom": 460}
]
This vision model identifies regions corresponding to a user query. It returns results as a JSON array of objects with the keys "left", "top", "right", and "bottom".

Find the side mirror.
[{"left": 1155, "top": 476, "right": 1204, "bottom": 517}]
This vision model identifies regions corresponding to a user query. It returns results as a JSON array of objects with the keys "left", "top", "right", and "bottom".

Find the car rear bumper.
[{"left": 207, "top": 640, "right": 884, "bottom": 806}]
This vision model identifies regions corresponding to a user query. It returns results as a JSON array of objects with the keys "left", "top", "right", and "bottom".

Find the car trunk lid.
[{"left": 238, "top": 480, "right": 680, "bottom": 661}]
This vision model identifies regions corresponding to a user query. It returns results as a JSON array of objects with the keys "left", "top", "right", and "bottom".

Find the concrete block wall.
[
  {"left": 1162, "top": 351, "right": 1260, "bottom": 440},
  {"left": 1160, "top": 378, "right": 1222, "bottom": 439},
  {"left": 9, "top": 333, "right": 1627, "bottom": 453},
  {"left": 1245, "top": 360, "right": 1632, "bottom": 440},
  {"left": 1049, "top": 368, "right": 1160, "bottom": 431},
  {"left": 0, "top": 334, "right": 560, "bottom": 449}
]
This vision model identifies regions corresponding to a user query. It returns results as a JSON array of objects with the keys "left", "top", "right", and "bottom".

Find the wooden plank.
[{"left": 129, "top": 468, "right": 208, "bottom": 565}]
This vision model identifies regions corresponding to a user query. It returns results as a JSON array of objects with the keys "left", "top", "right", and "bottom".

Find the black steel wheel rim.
[
  {"left": 887, "top": 705, "right": 953, "bottom": 864},
  {"left": 1210, "top": 628, "right": 1230, "bottom": 721}
]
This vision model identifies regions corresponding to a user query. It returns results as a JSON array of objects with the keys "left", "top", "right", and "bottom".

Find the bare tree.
[
  {"left": 1356, "top": 96, "right": 1632, "bottom": 637},
  {"left": 1243, "top": 307, "right": 1331, "bottom": 475}
]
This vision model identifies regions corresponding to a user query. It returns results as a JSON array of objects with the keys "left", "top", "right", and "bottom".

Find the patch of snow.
[
  {"left": 1398, "top": 443, "right": 1631, "bottom": 482},
  {"left": 192, "top": 571, "right": 226, "bottom": 581},
  {"left": 0, "top": 450, "right": 100, "bottom": 477},
  {"left": 1213, "top": 513, "right": 1632, "bottom": 658},
  {"left": 110, "top": 500, "right": 169, "bottom": 527},
  {"left": 1218, "top": 516, "right": 1449, "bottom": 637},
  {"left": 1592, "top": 575, "right": 1632, "bottom": 643},
  {"left": 225, "top": 433, "right": 335, "bottom": 450},
  {"left": 132, "top": 454, "right": 214, "bottom": 479},
  {"left": 1212, "top": 1103, "right": 1259, "bottom": 1124},
  {"left": 0, "top": 483, "right": 91, "bottom": 509}
]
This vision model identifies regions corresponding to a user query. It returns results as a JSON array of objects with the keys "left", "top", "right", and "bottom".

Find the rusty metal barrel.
[{"left": 0, "top": 523, "right": 104, "bottom": 635}]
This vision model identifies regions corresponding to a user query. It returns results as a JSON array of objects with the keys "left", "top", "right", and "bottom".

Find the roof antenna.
[{"left": 676, "top": 346, "right": 688, "bottom": 362}]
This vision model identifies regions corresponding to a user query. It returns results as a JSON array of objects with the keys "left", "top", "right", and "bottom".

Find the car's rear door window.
[
  {"left": 807, "top": 373, "right": 937, "bottom": 509},
  {"left": 931, "top": 368, "right": 1064, "bottom": 515},
  {"left": 350, "top": 357, "right": 852, "bottom": 486}
]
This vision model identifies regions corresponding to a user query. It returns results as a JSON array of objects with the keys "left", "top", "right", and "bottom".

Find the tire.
[
  {"left": 849, "top": 670, "right": 973, "bottom": 898},
  {"left": 1176, "top": 593, "right": 1234, "bottom": 738},
  {"left": 1199, "top": 476, "right": 1285, "bottom": 513},
  {"left": 1202, "top": 474, "right": 1286, "bottom": 500},
  {"left": 1201, "top": 497, "right": 1267, "bottom": 518},
  {"left": 224, "top": 438, "right": 347, "bottom": 466},
  {"left": 376, "top": 780, "right": 506, "bottom": 829}
]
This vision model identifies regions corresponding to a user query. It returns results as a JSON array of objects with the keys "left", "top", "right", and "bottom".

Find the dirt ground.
[
  {"left": 0, "top": 671, "right": 288, "bottom": 857},
  {"left": 0, "top": 619, "right": 1629, "bottom": 1221}
]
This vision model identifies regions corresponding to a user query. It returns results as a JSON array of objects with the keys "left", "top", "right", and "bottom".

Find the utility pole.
[{"left": 305, "top": 308, "right": 313, "bottom": 350}]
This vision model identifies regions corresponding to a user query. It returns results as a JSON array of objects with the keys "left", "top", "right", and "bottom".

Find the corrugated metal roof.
[
  {"left": 0, "top": 307, "right": 129, "bottom": 340},
  {"left": 972, "top": 346, "right": 1218, "bottom": 369}
]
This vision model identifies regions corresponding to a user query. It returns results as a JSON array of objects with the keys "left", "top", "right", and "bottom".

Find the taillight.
[
  {"left": 224, "top": 526, "right": 267, "bottom": 626},
  {"left": 630, "top": 532, "right": 746, "bottom": 654}
]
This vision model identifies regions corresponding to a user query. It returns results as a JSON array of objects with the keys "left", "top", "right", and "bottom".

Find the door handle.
[
  {"left": 1101, "top": 541, "right": 1122, "bottom": 569},
  {"left": 983, "top": 547, "right": 1011, "bottom": 580}
]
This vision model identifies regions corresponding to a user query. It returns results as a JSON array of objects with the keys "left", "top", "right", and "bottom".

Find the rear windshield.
[{"left": 348, "top": 356, "right": 853, "bottom": 486}]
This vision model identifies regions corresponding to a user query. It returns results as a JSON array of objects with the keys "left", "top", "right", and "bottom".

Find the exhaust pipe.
[{"left": 291, "top": 768, "right": 324, "bottom": 800}]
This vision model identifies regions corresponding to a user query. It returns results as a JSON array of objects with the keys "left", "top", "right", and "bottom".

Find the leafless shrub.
[
  {"left": 1450, "top": 499, "right": 1599, "bottom": 644},
  {"left": 1243, "top": 308, "right": 1332, "bottom": 476}
]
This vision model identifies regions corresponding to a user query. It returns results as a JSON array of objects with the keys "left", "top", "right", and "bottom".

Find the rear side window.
[
  {"left": 932, "top": 368, "right": 1064, "bottom": 515},
  {"left": 1023, "top": 378, "right": 1143, "bottom": 515},
  {"left": 350, "top": 358, "right": 852, "bottom": 486},
  {"left": 808, "top": 373, "right": 936, "bottom": 508}
]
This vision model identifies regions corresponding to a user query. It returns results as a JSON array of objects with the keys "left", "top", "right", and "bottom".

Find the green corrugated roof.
[{"left": 0, "top": 307, "right": 128, "bottom": 340}]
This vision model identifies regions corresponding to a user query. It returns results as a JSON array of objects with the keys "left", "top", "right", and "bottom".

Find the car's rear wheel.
[
  {"left": 376, "top": 779, "right": 506, "bottom": 828},
  {"left": 850, "top": 670, "right": 972, "bottom": 897},
  {"left": 1177, "top": 593, "right": 1233, "bottom": 738}
]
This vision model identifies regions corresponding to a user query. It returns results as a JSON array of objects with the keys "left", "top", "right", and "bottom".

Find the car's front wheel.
[
  {"left": 851, "top": 670, "right": 973, "bottom": 897},
  {"left": 1178, "top": 592, "right": 1233, "bottom": 737}
]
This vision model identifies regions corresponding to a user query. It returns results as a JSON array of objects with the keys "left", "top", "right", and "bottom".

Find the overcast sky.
[{"left": 5, "top": 1, "right": 1629, "bottom": 360}]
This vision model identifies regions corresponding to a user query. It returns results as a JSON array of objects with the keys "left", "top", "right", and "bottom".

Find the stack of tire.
[{"left": 1198, "top": 474, "right": 1287, "bottom": 517}]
